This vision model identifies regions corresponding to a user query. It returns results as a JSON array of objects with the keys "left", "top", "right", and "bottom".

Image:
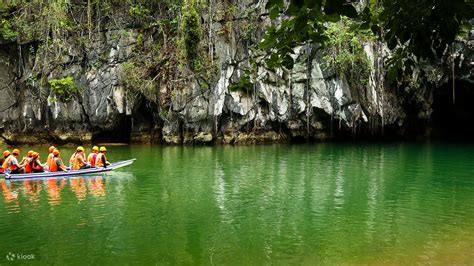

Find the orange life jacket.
[
  {"left": 1, "top": 155, "right": 18, "bottom": 171},
  {"left": 50, "top": 157, "right": 65, "bottom": 172},
  {"left": 47, "top": 153, "right": 54, "bottom": 170},
  {"left": 69, "top": 152, "right": 76, "bottom": 167},
  {"left": 72, "top": 153, "right": 86, "bottom": 170},
  {"left": 95, "top": 153, "right": 106, "bottom": 167},
  {"left": 87, "top": 153, "right": 97, "bottom": 167},
  {"left": 24, "top": 157, "right": 33, "bottom": 173}
]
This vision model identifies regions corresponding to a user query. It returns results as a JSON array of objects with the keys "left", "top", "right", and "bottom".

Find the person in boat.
[
  {"left": 46, "top": 146, "right": 56, "bottom": 171},
  {"left": 20, "top": 150, "right": 34, "bottom": 165},
  {"left": 87, "top": 146, "right": 99, "bottom": 167},
  {"left": 2, "top": 149, "right": 24, "bottom": 174},
  {"left": 72, "top": 146, "right": 91, "bottom": 170},
  {"left": 95, "top": 146, "right": 110, "bottom": 168},
  {"left": 22, "top": 150, "right": 35, "bottom": 174},
  {"left": 69, "top": 146, "right": 78, "bottom": 168},
  {"left": 29, "top": 152, "right": 45, "bottom": 173},
  {"left": 50, "top": 149, "right": 67, "bottom": 172},
  {"left": 0, "top": 150, "right": 10, "bottom": 174}
]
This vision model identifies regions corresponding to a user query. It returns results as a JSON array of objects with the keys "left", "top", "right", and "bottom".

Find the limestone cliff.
[{"left": 0, "top": 2, "right": 472, "bottom": 145}]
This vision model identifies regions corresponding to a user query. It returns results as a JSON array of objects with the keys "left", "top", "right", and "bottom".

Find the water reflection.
[
  {"left": 0, "top": 173, "right": 133, "bottom": 209},
  {"left": 200, "top": 144, "right": 474, "bottom": 264},
  {"left": 70, "top": 177, "right": 87, "bottom": 201},
  {"left": 47, "top": 178, "right": 66, "bottom": 205},
  {"left": 23, "top": 180, "right": 42, "bottom": 205},
  {"left": 1, "top": 180, "right": 19, "bottom": 203},
  {"left": 0, "top": 144, "right": 473, "bottom": 264},
  {"left": 87, "top": 176, "right": 106, "bottom": 198}
]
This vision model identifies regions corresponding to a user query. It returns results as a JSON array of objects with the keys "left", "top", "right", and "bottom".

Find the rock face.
[
  {"left": 0, "top": 28, "right": 135, "bottom": 144},
  {"left": 0, "top": 2, "right": 471, "bottom": 145}
]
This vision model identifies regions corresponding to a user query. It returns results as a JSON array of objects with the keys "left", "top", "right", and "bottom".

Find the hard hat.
[
  {"left": 92, "top": 146, "right": 99, "bottom": 151},
  {"left": 53, "top": 149, "right": 60, "bottom": 156},
  {"left": 49, "top": 146, "right": 56, "bottom": 153},
  {"left": 77, "top": 146, "right": 85, "bottom": 152},
  {"left": 100, "top": 146, "right": 107, "bottom": 152},
  {"left": 12, "top": 149, "right": 20, "bottom": 155},
  {"left": 3, "top": 150, "right": 10, "bottom": 157},
  {"left": 27, "top": 150, "right": 34, "bottom": 157}
]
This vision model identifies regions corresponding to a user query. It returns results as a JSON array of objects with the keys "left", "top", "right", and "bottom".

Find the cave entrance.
[
  {"left": 431, "top": 79, "right": 474, "bottom": 140},
  {"left": 92, "top": 115, "right": 132, "bottom": 143}
]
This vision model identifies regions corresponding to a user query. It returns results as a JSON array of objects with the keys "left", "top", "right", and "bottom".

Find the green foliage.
[
  {"left": 129, "top": 3, "right": 152, "bottom": 27},
  {"left": 377, "top": 0, "right": 472, "bottom": 60},
  {"left": 261, "top": 0, "right": 358, "bottom": 69},
  {"left": 1, "top": 1, "right": 73, "bottom": 44},
  {"left": 121, "top": 62, "right": 157, "bottom": 104},
  {"left": 361, "top": 0, "right": 473, "bottom": 82},
  {"left": 136, "top": 33, "right": 144, "bottom": 46},
  {"left": 229, "top": 74, "right": 253, "bottom": 95},
  {"left": 129, "top": 4, "right": 150, "bottom": 17},
  {"left": 0, "top": 19, "right": 18, "bottom": 42},
  {"left": 262, "top": 0, "right": 473, "bottom": 83},
  {"left": 48, "top": 76, "right": 79, "bottom": 102},
  {"left": 26, "top": 75, "right": 37, "bottom": 88},
  {"left": 179, "top": 0, "right": 203, "bottom": 71},
  {"left": 323, "top": 18, "right": 373, "bottom": 89}
]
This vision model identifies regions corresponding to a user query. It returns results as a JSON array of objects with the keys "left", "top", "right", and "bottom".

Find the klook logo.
[
  {"left": 5, "top": 252, "right": 15, "bottom": 261},
  {"left": 5, "top": 252, "right": 35, "bottom": 261}
]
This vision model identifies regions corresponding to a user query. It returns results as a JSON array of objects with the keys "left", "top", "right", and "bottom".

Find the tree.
[
  {"left": 260, "top": 0, "right": 358, "bottom": 69},
  {"left": 372, "top": 0, "right": 473, "bottom": 80},
  {"left": 261, "top": 0, "right": 473, "bottom": 76}
]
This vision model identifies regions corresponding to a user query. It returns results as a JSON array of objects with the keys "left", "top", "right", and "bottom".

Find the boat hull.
[{"left": 1, "top": 159, "right": 136, "bottom": 180}]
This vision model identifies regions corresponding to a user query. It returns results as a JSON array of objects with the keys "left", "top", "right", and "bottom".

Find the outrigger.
[{"left": 1, "top": 159, "right": 135, "bottom": 180}]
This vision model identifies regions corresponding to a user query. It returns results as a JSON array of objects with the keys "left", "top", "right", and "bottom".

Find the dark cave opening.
[
  {"left": 92, "top": 115, "right": 132, "bottom": 143},
  {"left": 431, "top": 79, "right": 474, "bottom": 140}
]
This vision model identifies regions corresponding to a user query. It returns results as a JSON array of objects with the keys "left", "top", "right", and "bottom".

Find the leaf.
[
  {"left": 286, "top": 2, "right": 301, "bottom": 15},
  {"left": 294, "top": 14, "right": 308, "bottom": 32},
  {"left": 259, "top": 32, "right": 276, "bottom": 49},
  {"left": 229, "top": 75, "right": 252, "bottom": 93},
  {"left": 265, "top": 0, "right": 279, "bottom": 10},
  {"left": 269, "top": 7, "right": 280, "bottom": 20},
  {"left": 276, "top": 0, "right": 284, "bottom": 8},
  {"left": 323, "top": 14, "right": 341, "bottom": 23}
]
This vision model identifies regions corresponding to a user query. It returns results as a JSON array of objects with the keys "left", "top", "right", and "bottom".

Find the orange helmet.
[
  {"left": 53, "top": 149, "right": 60, "bottom": 156},
  {"left": 32, "top": 152, "right": 39, "bottom": 158},
  {"left": 12, "top": 149, "right": 20, "bottom": 156},
  {"left": 49, "top": 146, "right": 56, "bottom": 153},
  {"left": 3, "top": 150, "right": 10, "bottom": 157},
  {"left": 27, "top": 150, "right": 34, "bottom": 157}
]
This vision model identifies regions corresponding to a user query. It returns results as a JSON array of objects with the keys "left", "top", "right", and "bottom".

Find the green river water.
[{"left": 0, "top": 143, "right": 473, "bottom": 265}]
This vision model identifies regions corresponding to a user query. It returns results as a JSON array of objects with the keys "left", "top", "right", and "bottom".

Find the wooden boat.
[{"left": 1, "top": 159, "right": 136, "bottom": 180}]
